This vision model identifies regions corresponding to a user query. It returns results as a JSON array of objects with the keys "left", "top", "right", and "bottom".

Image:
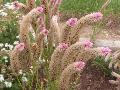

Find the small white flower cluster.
[
  {"left": 2, "top": 56, "right": 8, "bottom": 63},
  {"left": 13, "top": 41, "right": 19, "bottom": 45},
  {"left": 3, "top": 2, "right": 15, "bottom": 10},
  {"left": 0, "top": 9, "right": 7, "bottom": 17},
  {"left": 38, "top": 57, "right": 46, "bottom": 63},
  {"left": 0, "top": 40, "right": 19, "bottom": 51},
  {"left": 18, "top": 70, "right": 28, "bottom": 82},
  {"left": 0, "top": 74, "right": 12, "bottom": 88},
  {"left": 0, "top": 43, "right": 13, "bottom": 51},
  {"left": 0, "top": 43, "right": 4, "bottom": 47},
  {"left": 0, "top": 11, "right": 8, "bottom": 17},
  {"left": 0, "top": 2, "right": 19, "bottom": 17}
]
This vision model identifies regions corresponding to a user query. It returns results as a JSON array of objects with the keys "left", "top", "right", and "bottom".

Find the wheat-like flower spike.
[
  {"left": 26, "top": 0, "right": 36, "bottom": 12},
  {"left": 59, "top": 61, "right": 85, "bottom": 90},
  {"left": 68, "top": 12, "right": 103, "bottom": 45},
  {"left": 50, "top": 15, "right": 61, "bottom": 46},
  {"left": 10, "top": 50, "right": 21, "bottom": 73},
  {"left": 61, "top": 42, "right": 85, "bottom": 71},
  {"left": 49, "top": 43, "right": 68, "bottom": 80},
  {"left": 62, "top": 47, "right": 101, "bottom": 72}
]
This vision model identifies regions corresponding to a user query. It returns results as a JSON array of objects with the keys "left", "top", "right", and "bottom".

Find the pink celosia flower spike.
[
  {"left": 13, "top": 1, "right": 19, "bottom": 8},
  {"left": 82, "top": 40, "right": 93, "bottom": 48},
  {"left": 58, "top": 43, "right": 68, "bottom": 50},
  {"left": 100, "top": 47, "right": 112, "bottom": 56},
  {"left": 85, "top": 12, "right": 103, "bottom": 22},
  {"left": 66, "top": 18, "right": 78, "bottom": 27},
  {"left": 13, "top": 1, "right": 24, "bottom": 9},
  {"left": 41, "top": 27, "right": 49, "bottom": 36},
  {"left": 74, "top": 61, "right": 85, "bottom": 71},
  {"left": 14, "top": 43, "right": 25, "bottom": 52},
  {"left": 36, "top": 6, "right": 44, "bottom": 13}
]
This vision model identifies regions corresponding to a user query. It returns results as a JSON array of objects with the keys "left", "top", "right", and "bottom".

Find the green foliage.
[
  {"left": 0, "top": 19, "right": 19, "bottom": 45},
  {"left": 2, "top": 0, "right": 120, "bottom": 15},
  {"left": 92, "top": 56, "right": 112, "bottom": 76},
  {"left": 60, "top": 0, "right": 120, "bottom": 15}
]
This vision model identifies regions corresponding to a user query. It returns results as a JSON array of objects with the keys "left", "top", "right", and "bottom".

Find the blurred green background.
[{"left": 2, "top": 0, "right": 120, "bottom": 15}]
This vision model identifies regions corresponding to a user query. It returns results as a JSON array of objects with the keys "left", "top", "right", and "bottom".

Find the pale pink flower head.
[
  {"left": 14, "top": 43, "right": 25, "bottom": 52},
  {"left": 66, "top": 18, "right": 78, "bottom": 27},
  {"left": 82, "top": 40, "right": 93, "bottom": 48},
  {"left": 13, "top": 1, "right": 21, "bottom": 9},
  {"left": 100, "top": 47, "right": 112, "bottom": 56},
  {"left": 74, "top": 61, "right": 85, "bottom": 71},
  {"left": 85, "top": 12, "right": 103, "bottom": 22},
  {"left": 13, "top": 1, "right": 25, "bottom": 10},
  {"left": 36, "top": 6, "right": 44, "bottom": 13},
  {"left": 41, "top": 27, "right": 48, "bottom": 36},
  {"left": 58, "top": 43, "right": 68, "bottom": 50}
]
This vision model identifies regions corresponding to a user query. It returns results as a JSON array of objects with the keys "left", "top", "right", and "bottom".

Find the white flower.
[
  {"left": 0, "top": 74, "right": 4, "bottom": 82},
  {"left": 13, "top": 41, "right": 19, "bottom": 45},
  {"left": 23, "top": 73, "right": 26, "bottom": 76},
  {"left": 30, "top": 66, "right": 33, "bottom": 69},
  {"left": 3, "top": 56, "right": 8, "bottom": 60},
  {"left": 5, "top": 43, "right": 9, "bottom": 47},
  {"left": 4, "top": 2, "right": 15, "bottom": 10},
  {"left": 1, "top": 68, "right": 6, "bottom": 73},
  {"left": 4, "top": 81, "right": 12, "bottom": 88},
  {"left": 16, "top": 36, "right": 19, "bottom": 39},
  {"left": 8, "top": 45, "right": 13, "bottom": 50},
  {"left": 22, "top": 77, "right": 28, "bottom": 82},
  {"left": 30, "top": 69, "right": 33, "bottom": 74},
  {"left": 0, "top": 12, "right": 8, "bottom": 17},
  {"left": 0, "top": 43, "right": 4, "bottom": 47},
  {"left": 19, "top": 70, "right": 23, "bottom": 75},
  {"left": 0, "top": 9, "right": 4, "bottom": 12},
  {"left": 1, "top": 48, "right": 6, "bottom": 51},
  {"left": 7, "top": 5, "right": 15, "bottom": 10},
  {"left": 5, "top": 59, "right": 8, "bottom": 63}
]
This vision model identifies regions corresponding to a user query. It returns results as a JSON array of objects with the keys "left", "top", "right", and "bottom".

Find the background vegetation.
[{"left": 2, "top": 0, "right": 120, "bottom": 15}]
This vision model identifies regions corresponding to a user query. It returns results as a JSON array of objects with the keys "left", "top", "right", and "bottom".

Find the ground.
[{"left": 78, "top": 62, "right": 117, "bottom": 90}]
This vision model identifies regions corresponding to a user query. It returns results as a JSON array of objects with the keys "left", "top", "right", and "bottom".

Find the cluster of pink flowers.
[
  {"left": 35, "top": 6, "right": 44, "bottom": 13},
  {"left": 13, "top": 1, "right": 25, "bottom": 10},
  {"left": 14, "top": 43, "right": 25, "bottom": 52},
  {"left": 85, "top": 12, "right": 103, "bottom": 22},
  {"left": 41, "top": 27, "right": 49, "bottom": 36},
  {"left": 13, "top": 1, "right": 21, "bottom": 9},
  {"left": 66, "top": 18, "right": 78, "bottom": 27},
  {"left": 82, "top": 40, "right": 93, "bottom": 48},
  {"left": 100, "top": 47, "right": 112, "bottom": 56},
  {"left": 74, "top": 61, "right": 85, "bottom": 71},
  {"left": 58, "top": 43, "right": 68, "bottom": 50}
]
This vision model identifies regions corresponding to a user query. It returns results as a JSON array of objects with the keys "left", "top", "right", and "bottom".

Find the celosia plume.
[
  {"left": 36, "top": 6, "right": 44, "bottom": 13},
  {"left": 40, "top": 27, "right": 49, "bottom": 36},
  {"left": 59, "top": 61, "right": 85, "bottom": 90},
  {"left": 58, "top": 43, "right": 68, "bottom": 50},
  {"left": 84, "top": 12, "right": 103, "bottom": 22},
  {"left": 13, "top": 1, "right": 26, "bottom": 9},
  {"left": 82, "top": 40, "right": 93, "bottom": 48},
  {"left": 74, "top": 61, "right": 85, "bottom": 71},
  {"left": 100, "top": 47, "right": 112, "bottom": 56},
  {"left": 66, "top": 18, "right": 78, "bottom": 27},
  {"left": 14, "top": 43, "right": 25, "bottom": 52}
]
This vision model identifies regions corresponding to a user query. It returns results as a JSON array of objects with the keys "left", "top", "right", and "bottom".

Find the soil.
[{"left": 77, "top": 62, "right": 117, "bottom": 90}]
